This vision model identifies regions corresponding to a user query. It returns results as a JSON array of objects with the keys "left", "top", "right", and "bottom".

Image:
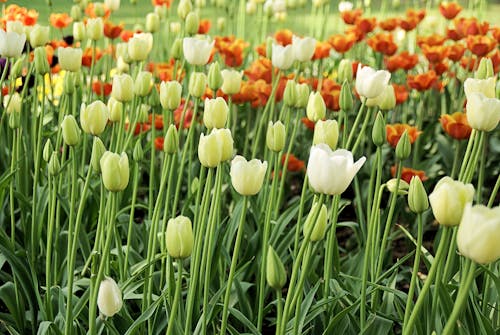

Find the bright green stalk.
[
  {"left": 323, "top": 194, "right": 341, "bottom": 299},
  {"left": 345, "top": 99, "right": 366, "bottom": 150},
  {"left": 124, "top": 161, "right": 140, "bottom": 277},
  {"left": 166, "top": 259, "right": 184, "bottom": 335}
]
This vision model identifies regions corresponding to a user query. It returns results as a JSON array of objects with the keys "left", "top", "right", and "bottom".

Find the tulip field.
[{"left": 1, "top": 0, "right": 500, "bottom": 334}]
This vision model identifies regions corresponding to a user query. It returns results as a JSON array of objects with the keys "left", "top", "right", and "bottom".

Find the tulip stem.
[
  {"left": 87, "top": 40, "right": 97, "bottom": 102},
  {"left": 166, "top": 259, "right": 184, "bottom": 335},
  {"left": 275, "top": 289, "right": 283, "bottom": 335},
  {"left": 487, "top": 174, "right": 500, "bottom": 208},
  {"left": 323, "top": 194, "right": 341, "bottom": 299},
  {"left": 458, "top": 129, "right": 476, "bottom": 181},
  {"left": 345, "top": 99, "right": 366, "bottom": 150},
  {"left": 351, "top": 107, "right": 373, "bottom": 156},
  {"left": 124, "top": 161, "right": 140, "bottom": 277},
  {"left": 290, "top": 243, "right": 313, "bottom": 334},
  {"left": 220, "top": 196, "right": 249, "bottom": 335},
  {"left": 293, "top": 176, "right": 309, "bottom": 259}
]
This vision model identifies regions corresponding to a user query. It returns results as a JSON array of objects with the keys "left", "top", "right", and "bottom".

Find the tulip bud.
[
  {"left": 160, "top": 81, "right": 182, "bottom": 110},
  {"left": 48, "top": 152, "right": 61, "bottom": 176},
  {"left": 294, "top": 83, "right": 310, "bottom": 108},
  {"left": 128, "top": 33, "right": 153, "bottom": 62},
  {"left": 266, "top": 121, "right": 286, "bottom": 152},
  {"left": 188, "top": 72, "right": 207, "bottom": 98},
  {"left": 386, "top": 178, "right": 409, "bottom": 195},
  {"left": 108, "top": 97, "right": 123, "bottom": 122},
  {"left": 313, "top": 119, "right": 339, "bottom": 150},
  {"left": 6, "top": 21, "right": 23, "bottom": 35},
  {"left": 97, "top": 277, "right": 123, "bottom": 317},
  {"left": 203, "top": 97, "right": 228, "bottom": 129},
  {"left": 8, "top": 109, "right": 21, "bottom": 129},
  {"left": 338, "top": 59, "right": 353, "bottom": 83},
  {"left": 207, "top": 61, "right": 223, "bottom": 92},
  {"left": 177, "top": 0, "right": 193, "bottom": 20},
  {"left": 91, "top": 137, "right": 106, "bottom": 172},
  {"left": 166, "top": 215, "right": 194, "bottom": 258},
  {"left": 43, "top": 140, "right": 53, "bottom": 162},
  {"left": 306, "top": 92, "right": 326, "bottom": 122},
  {"left": 63, "top": 72, "right": 77, "bottom": 94},
  {"left": 155, "top": 4, "right": 168, "bottom": 18},
  {"left": 100, "top": 152, "right": 129, "bottom": 192},
  {"left": 428, "top": 177, "right": 474, "bottom": 226},
  {"left": 80, "top": 101, "right": 109, "bottom": 136},
  {"left": 58, "top": 47, "right": 83, "bottom": 72},
  {"left": 132, "top": 140, "right": 143, "bottom": 162},
  {"left": 372, "top": 112, "right": 386, "bottom": 146},
  {"left": 171, "top": 38, "right": 183, "bottom": 60},
  {"left": 266, "top": 246, "right": 286, "bottom": 290},
  {"left": 9, "top": 57, "right": 24, "bottom": 79},
  {"left": 220, "top": 69, "right": 242, "bottom": 95},
  {"left": 217, "top": 17, "right": 226, "bottom": 31},
  {"left": 30, "top": 25, "right": 50, "bottom": 48},
  {"left": 230, "top": 155, "right": 268, "bottom": 195},
  {"left": 33, "top": 47, "right": 50, "bottom": 75},
  {"left": 170, "top": 22, "right": 182, "bottom": 34},
  {"left": 137, "top": 104, "right": 150, "bottom": 123},
  {"left": 185, "top": 12, "right": 200, "bottom": 35},
  {"left": 115, "top": 43, "right": 131, "bottom": 63},
  {"left": 149, "top": 85, "right": 160, "bottom": 107},
  {"left": 303, "top": 202, "right": 328, "bottom": 242},
  {"left": 61, "top": 115, "right": 81, "bottom": 146},
  {"left": 367, "top": 85, "right": 396, "bottom": 110},
  {"left": 86, "top": 18, "right": 104, "bottom": 40},
  {"left": 465, "top": 92, "right": 500, "bottom": 132},
  {"left": 395, "top": 130, "right": 411, "bottom": 160},
  {"left": 134, "top": 71, "right": 153, "bottom": 97},
  {"left": 475, "top": 58, "right": 494, "bottom": 80},
  {"left": 339, "top": 81, "right": 353, "bottom": 111},
  {"left": 217, "top": 128, "right": 234, "bottom": 162},
  {"left": 198, "top": 132, "right": 222, "bottom": 167},
  {"left": 283, "top": 80, "right": 297, "bottom": 107},
  {"left": 164, "top": 124, "right": 179, "bottom": 154},
  {"left": 70, "top": 5, "right": 82, "bottom": 21},
  {"left": 3, "top": 93, "right": 22, "bottom": 115},
  {"left": 408, "top": 176, "right": 428, "bottom": 214},
  {"left": 146, "top": 13, "right": 160, "bottom": 33},
  {"left": 112, "top": 74, "right": 134, "bottom": 102}
]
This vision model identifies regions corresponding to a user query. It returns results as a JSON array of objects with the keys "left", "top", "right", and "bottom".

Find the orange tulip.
[
  {"left": 422, "top": 44, "right": 448, "bottom": 63},
  {"left": 392, "top": 84, "right": 409, "bottom": 104},
  {"left": 417, "top": 34, "right": 446, "bottom": 48},
  {"left": 281, "top": 153, "right": 305, "bottom": 172},
  {"left": 312, "top": 41, "right": 332, "bottom": 60},
  {"left": 154, "top": 136, "right": 164, "bottom": 151},
  {"left": 439, "top": 2, "right": 462, "bottom": 20},
  {"left": 85, "top": 2, "right": 111, "bottom": 19},
  {"left": 399, "top": 16, "right": 419, "bottom": 31},
  {"left": 492, "top": 27, "right": 500, "bottom": 44},
  {"left": 446, "top": 43, "right": 466, "bottom": 62},
  {"left": 430, "top": 61, "right": 449, "bottom": 76},
  {"left": 328, "top": 33, "right": 357, "bottom": 53},
  {"left": 367, "top": 33, "right": 398, "bottom": 56},
  {"left": 50, "top": 13, "right": 72, "bottom": 29},
  {"left": 466, "top": 35, "right": 497, "bottom": 57},
  {"left": 82, "top": 47, "right": 103, "bottom": 67},
  {"left": 406, "top": 9, "right": 426, "bottom": 22},
  {"left": 379, "top": 18, "right": 400, "bottom": 31},
  {"left": 214, "top": 35, "right": 249, "bottom": 67},
  {"left": 104, "top": 21, "right": 124, "bottom": 39},
  {"left": 407, "top": 71, "right": 439, "bottom": 91},
  {"left": 385, "top": 51, "right": 419, "bottom": 72},
  {"left": 454, "top": 17, "right": 489, "bottom": 37},
  {"left": 355, "top": 17, "right": 377, "bottom": 34},
  {"left": 92, "top": 81, "right": 113, "bottom": 97},
  {"left": 274, "top": 29, "right": 293, "bottom": 46},
  {"left": 386, "top": 124, "right": 421, "bottom": 148},
  {"left": 244, "top": 57, "right": 274, "bottom": 83},
  {"left": 198, "top": 19, "right": 211, "bottom": 34},
  {"left": 301, "top": 117, "right": 316, "bottom": 131},
  {"left": 391, "top": 166, "right": 428, "bottom": 183},
  {"left": 341, "top": 8, "right": 363, "bottom": 25},
  {"left": 446, "top": 28, "right": 462, "bottom": 41},
  {"left": 440, "top": 112, "right": 472, "bottom": 140},
  {"left": 152, "top": 0, "right": 173, "bottom": 7}
]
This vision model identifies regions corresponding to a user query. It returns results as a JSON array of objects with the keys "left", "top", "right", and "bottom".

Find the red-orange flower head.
[
  {"left": 82, "top": 47, "right": 103, "bottom": 67},
  {"left": 439, "top": 1, "right": 462, "bottom": 20},
  {"left": 407, "top": 70, "right": 439, "bottom": 91},
  {"left": 440, "top": 112, "right": 472, "bottom": 140},
  {"left": 466, "top": 35, "right": 497, "bottom": 57},
  {"left": 104, "top": 21, "right": 124, "bottom": 39},
  {"left": 386, "top": 124, "right": 421, "bottom": 148},
  {"left": 355, "top": 17, "right": 377, "bottom": 34},
  {"left": 3, "top": 5, "right": 38, "bottom": 26},
  {"left": 367, "top": 33, "right": 398, "bottom": 56},
  {"left": 274, "top": 29, "right": 293, "bottom": 46},
  {"left": 454, "top": 17, "right": 489, "bottom": 37},
  {"left": 313, "top": 41, "right": 332, "bottom": 60},
  {"left": 399, "top": 16, "right": 419, "bottom": 31},
  {"left": 198, "top": 19, "right": 211, "bottom": 34},
  {"left": 406, "top": 9, "right": 426, "bottom": 22},
  {"left": 417, "top": 34, "right": 446, "bottom": 48},
  {"left": 446, "top": 43, "right": 466, "bottom": 62},
  {"left": 392, "top": 84, "right": 409, "bottom": 105},
  {"left": 85, "top": 2, "right": 111, "bottom": 19},
  {"left": 385, "top": 51, "right": 419, "bottom": 72},
  {"left": 50, "top": 13, "right": 72, "bottom": 29},
  {"left": 328, "top": 33, "right": 357, "bottom": 53},
  {"left": 152, "top": 0, "right": 173, "bottom": 7},
  {"left": 422, "top": 44, "right": 449, "bottom": 63},
  {"left": 281, "top": 153, "right": 305, "bottom": 172},
  {"left": 341, "top": 8, "right": 363, "bottom": 25},
  {"left": 391, "top": 166, "right": 428, "bottom": 183},
  {"left": 244, "top": 57, "right": 273, "bottom": 83},
  {"left": 92, "top": 81, "right": 113, "bottom": 96},
  {"left": 214, "top": 35, "right": 249, "bottom": 67},
  {"left": 492, "top": 27, "right": 500, "bottom": 44},
  {"left": 379, "top": 18, "right": 400, "bottom": 31}
]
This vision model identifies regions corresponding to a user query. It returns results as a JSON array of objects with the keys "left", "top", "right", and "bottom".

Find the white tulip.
[
  {"left": 272, "top": 43, "right": 294, "bottom": 70},
  {"left": 466, "top": 92, "right": 500, "bottom": 132},
  {"left": 230, "top": 155, "right": 268, "bottom": 196},
  {"left": 183, "top": 37, "right": 214, "bottom": 66},
  {"left": 58, "top": 47, "right": 82, "bottom": 72},
  {"left": 0, "top": 30, "right": 26, "bottom": 58},
  {"left": 97, "top": 277, "right": 123, "bottom": 317},
  {"left": 292, "top": 35, "right": 316, "bottom": 62},
  {"left": 464, "top": 77, "right": 496, "bottom": 99},
  {"left": 428, "top": 177, "right": 474, "bottom": 227},
  {"left": 355, "top": 64, "right": 391, "bottom": 99}
]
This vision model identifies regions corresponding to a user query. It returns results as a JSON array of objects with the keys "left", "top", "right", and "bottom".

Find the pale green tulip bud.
[
  {"left": 198, "top": 132, "right": 222, "bottom": 167},
  {"left": 48, "top": 152, "right": 61, "bottom": 176},
  {"left": 339, "top": 81, "right": 353, "bottom": 111},
  {"left": 10, "top": 57, "right": 24, "bottom": 79},
  {"left": 128, "top": 33, "right": 153, "bottom": 62},
  {"left": 372, "top": 112, "right": 386, "bottom": 147},
  {"left": 91, "top": 137, "right": 106, "bottom": 172},
  {"left": 43, "top": 140, "right": 53, "bottom": 162},
  {"left": 217, "top": 128, "right": 234, "bottom": 162},
  {"left": 59, "top": 47, "right": 83, "bottom": 72},
  {"left": 63, "top": 72, "right": 77, "bottom": 94},
  {"left": 171, "top": 38, "right": 183, "bottom": 60},
  {"left": 266, "top": 246, "right": 286, "bottom": 290},
  {"left": 303, "top": 202, "right": 328, "bottom": 242},
  {"left": 475, "top": 58, "right": 494, "bottom": 80},
  {"left": 108, "top": 97, "right": 123, "bottom": 122},
  {"left": 61, "top": 115, "right": 81, "bottom": 146},
  {"left": 116, "top": 57, "right": 130, "bottom": 74},
  {"left": 112, "top": 74, "right": 134, "bottom": 102},
  {"left": 154, "top": 5, "right": 168, "bottom": 19},
  {"left": 97, "top": 277, "right": 123, "bottom": 317},
  {"left": 70, "top": 5, "right": 82, "bottom": 21},
  {"left": 8, "top": 109, "right": 21, "bottom": 129},
  {"left": 306, "top": 92, "right": 326, "bottom": 122},
  {"left": 313, "top": 119, "right": 339, "bottom": 150},
  {"left": 133, "top": 140, "right": 144, "bottom": 162},
  {"left": 395, "top": 130, "right": 411, "bottom": 160},
  {"left": 160, "top": 81, "right": 182, "bottom": 110},
  {"left": 80, "top": 101, "right": 109, "bottom": 136},
  {"left": 230, "top": 155, "right": 267, "bottom": 195},
  {"left": 115, "top": 43, "right": 131, "bottom": 63},
  {"left": 283, "top": 80, "right": 297, "bottom": 107},
  {"left": 217, "top": 17, "right": 226, "bottom": 31},
  {"left": 86, "top": 18, "right": 104, "bottom": 40},
  {"left": 149, "top": 85, "right": 160, "bottom": 107},
  {"left": 166, "top": 215, "right": 194, "bottom": 258},
  {"left": 185, "top": 11, "right": 200, "bottom": 35},
  {"left": 34, "top": 47, "right": 50, "bottom": 75},
  {"left": 105, "top": 0, "right": 120, "bottom": 11},
  {"left": 266, "top": 121, "right": 286, "bottom": 152},
  {"left": 338, "top": 59, "right": 353, "bottom": 83},
  {"left": 188, "top": 72, "right": 207, "bottom": 98},
  {"left": 207, "top": 61, "right": 223, "bottom": 92},
  {"left": 146, "top": 13, "right": 160, "bottom": 33},
  {"left": 428, "top": 177, "right": 474, "bottom": 226},
  {"left": 220, "top": 69, "right": 242, "bottom": 95},
  {"left": 30, "top": 25, "right": 50, "bottom": 48},
  {"left": 408, "top": 176, "right": 428, "bottom": 214},
  {"left": 203, "top": 97, "right": 228, "bottom": 129},
  {"left": 164, "top": 124, "right": 179, "bottom": 154},
  {"left": 294, "top": 83, "right": 310, "bottom": 108},
  {"left": 177, "top": 0, "right": 193, "bottom": 20},
  {"left": 92, "top": 2, "right": 106, "bottom": 17},
  {"left": 386, "top": 178, "right": 409, "bottom": 195},
  {"left": 134, "top": 71, "right": 153, "bottom": 97},
  {"left": 73, "top": 21, "right": 86, "bottom": 41},
  {"left": 3, "top": 93, "right": 22, "bottom": 115},
  {"left": 100, "top": 152, "right": 129, "bottom": 192},
  {"left": 137, "top": 104, "right": 150, "bottom": 123}
]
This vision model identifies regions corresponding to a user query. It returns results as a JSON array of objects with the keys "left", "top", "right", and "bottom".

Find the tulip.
[
  {"left": 146, "top": 13, "right": 160, "bottom": 33},
  {"left": 338, "top": 59, "right": 353, "bottom": 83},
  {"left": 366, "top": 84, "right": 396, "bottom": 110},
  {"left": 128, "top": 33, "right": 153, "bottom": 62},
  {"left": 100, "top": 152, "right": 130, "bottom": 192},
  {"left": 464, "top": 77, "right": 496, "bottom": 99},
  {"left": 80, "top": 101, "right": 109, "bottom": 136},
  {"left": 6, "top": 21, "right": 23, "bottom": 35},
  {"left": 207, "top": 61, "right": 223, "bottom": 91},
  {"left": 0, "top": 30, "right": 26, "bottom": 58},
  {"left": 230, "top": 155, "right": 268, "bottom": 196},
  {"left": 266, "top": 246, "right": 286, "bottom": 290},
  {"left": 3, "top": 93, "right": 21, "bottom": 115},
  {"left": 48, "top": 152, "right": 61, "bottom": 176},
  {"left": 338, "top": 1, "right": 354, "bottom": 12},
  {"left": 204, "top": 97, "right": 228, "bottom": 129},
  {"left": 58, "top": 47, "right": 83, "bottom": 72},
  {"left": 339, "top": 81, "right": 353, "bottom": 111},
  {"left": 160, "top": 81, "right": 182, "bottom": 110},
  {"left": 313, "top": 119, "right": 339, "bottom": 150},
  {"left": 164, "top": 124, "right": 179, "bottom": 154},
  {"left": 198, "top": 132, "right": 222, "bottom": 168},
  {"left": 29, "top": 25, "right": 50, "bottom": 48},
  {"left": 73, "top": 22, "right": 86, "bottom": 41},
  {"left": 116, "top": 56, "right": 129, "bottom": 74},
  {"left": 97, "top": 277, "right": 123, "bottom": 317},
  {"left": 134, "top": 71, "right": 153, "bottom": 97},
  {"left": 86, "top": 18, "right": 104, "bottom": 41},
  {"left": 185, "top": 12, "right": 200, "bottom": 35},
  {"left": 303, "top": 202, "right": 328, "bottom": 241},
  {"left": 307, "top": 144, "right": 366, "bottom": 195},
  {"left": 283, "top": 80, "right": 297, "bottom": 107},
  {"left": 108, "top": 97, "right": 123, "bottom": 122},
  {"left": 43, "top": 140, "right": 53, "bottom": 163},
  {"left": 91, "top": 137, "right": 106, "bottom": 172},
  {"left": 475, "top": 58, "right": 494, "bottom": 80},
  {"left": 111, "top": 74, "right": 134, "bottom": 102},
  {"left": 217, "top": 128, "right": 234, "bottom": 162},
  {"left": 183, "top": 37, "right": 214, "bottom": 66},
  {"left": 105, "top": 0, "right": 121, "bottom": 11},
  {"left": 408, "top": 176, "right": 429, "bottom": 214},
  {"left": 306, "top": 92, "right": 326, "bottom": 122},
  {"left": 61, "top": 115, "right": 81, "bottom": 146},
  {"left": 177, "top": 0, "right": 193, "bottom": 20},
  {"left": 220, "top": 69, "right": 242, "bottom": 95},
  {"left": 372, "top": 112, "right": 386, "bottom": 146},
  {"left": 295, "top": 83, "right": 310, "bottom": 108},
  {"left": 271, "top": 43, "right": 294, "bottom": 70},
  {"left": 166, "top": 215, "right": 194, "bottom": 259},
  {"left": 266, "top": 121, "right": 286, "bottom": 152},
  {"left": 428, "top": 177, "right": 474, "bottom": 226},
  {"left": 292, "top": 35, "right": 316, "bottom": 62},
  {"left": 188, "top": 72, "right": 207, "bottom": 98},
  {"left": 355, "top": 64, "right": 391, "bottom": 99},
  {"left": 395, "top": 130, "right": 411, "bottom": 160},
  {"left": 116, "top": 42, "right": 131, "bottom": 63},
  {"left": 465, "top": 92, "right": 500, "bottom": 132},
  {"left": 457, "top": 204, "right": 500, "bottom": 264},
  {"left": 171, "top": 38, "right": 183, "bottom": 60},
  {"left": 386, "top": 178, "right": 410, "bottom": 195}
]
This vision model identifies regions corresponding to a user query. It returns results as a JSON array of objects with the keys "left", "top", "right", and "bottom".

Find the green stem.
[
  {"left": 323, "top": 194, "right": 341, "bottom": 299},
  {"left": 125, "top": 162, "right": 140, "bottom": 277},
  {"left": 290, "top": 243, "right": 313, "bottom": 334},
  {"left": 275, "top": 290, "right": 283, "bottom": 335},
  {"left": 9, "top": 129, "right": 17, "bottom": 244},
  {"left": 166, "top": 259, "right": 184, "bottom": 335},
  {"left": 345, "top": 99, "right": 366, "bottom": 150},
  {"left": 351, "top": 107, "right": 373, "bottom": 155}
]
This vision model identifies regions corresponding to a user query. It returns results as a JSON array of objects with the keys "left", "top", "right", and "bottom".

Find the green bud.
[
  {"left": 395, "top": 130, "right": 411, "bottom": 160},
  {"left": 160, "top": 81, "right": 182, "bottom": 110},
  {"left": 339, "top": 80, "right": 353, "bottom": 111},
  {"left": 283, "top": 80, "right": 297, "bottom": 107},
  {"left": 93, "top": 2, "right": 106, "bottom": 17},
  {"left": 149, "top": 85, "right": 161, "bottom": 107},
  {"left": 294, "top": 83, "right": 310, "bottom": 108},
  {"left": 43, "top": 140, "right": 53, "bottom": 162},
  {"left": 108, "top": 97, "right": 123, "bottom": 122},
  {"left": 185, "top": 11, "right": 200, "bottom": 35},
  {"left": 100, "top": 152, "right": 130, "bottom": 192},
  {"left": 475, "top": 58, "right": 494, "bottom": 79},
  {"left": 166, "top": 215, "right": 194, "bottom": 258},
  {"left": 133, "top": 140, "right": 144, "bottom": 162},
  {"left": 207, "top": 61, "right": 223, "bottom": 92},
  {"left": 266, "top": 121, "right": 286, "bottom": 152},
  {"left": 164, "top": 124, "right": 179, "bottom": 154},
  {"left": 303, "top": 202, "right": 328, "bottom": 242},
  {"left": 61, "top": 115, "right": 81, "bottom": 146},
  {"left": 10, "top": 56, "right": 24, "bottom": 79},
  {"left": 313, "top": 119, "right": 338, "bottom": 150},
  {"left": 190, "top": 176, "right": 199, "bottom": 194},
  {"left": 337, "top": 59, "right": 353, "bottom": 83},
  {"left": 138, "top": 104, "right": 150, "bottom": 123},
  {"left": 203, "top": 97, "right": 228, "bottom": 129},
  {"left": 70, "top": 5, "right": 82, "bottom": 21},
  {"left": 134, "top": 71, "right": 153, "bottom": 97},
  {"left": 64, "top": 72, "right": 76, "bottom": 95},
  {"left": 34, "top": 47, "right": 50, "bottom": 75},
  {"left": 306, "top": 92, "right": 326, "bottom": 122},
  {"left": 266, "top": 36, "right": 273, "bottom": 59},
  {"left": 386, "top": 178, "right": 409, "bottom": 195},
  {"left": 266, "top": 246, "right": 287, "bottom": 290},
  {"left": 171, "top": 38, "right": 183, "bottom": 60},
  {"left": 30, "top": 25, "right": 50, "bottom": 48},
  {"left": 408, "top": 176, "right": 429, "bottom": 213},
  {"left": 48, "top": 152, "right": 61, "bottom": 176},
  {"left": 372, "top": 112, "right": 386, "bottom": 147},
  {"left": 177, "top": 0, "right": 193, "bottom": 20},
  {"left": 188, "top": 72, "right": 207, "bottom": 98},
  {"left": 8, "top": 109, "right": 21, "bottom": 129},
  {"left": 91, "top": 137, "right": 106, "bottom": 172},
  {"left": 146, "top": 13, "right": 160, "bottom": 33},
  {"left": 3, "top": 93, "right": 21, "bottom": 115}
]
